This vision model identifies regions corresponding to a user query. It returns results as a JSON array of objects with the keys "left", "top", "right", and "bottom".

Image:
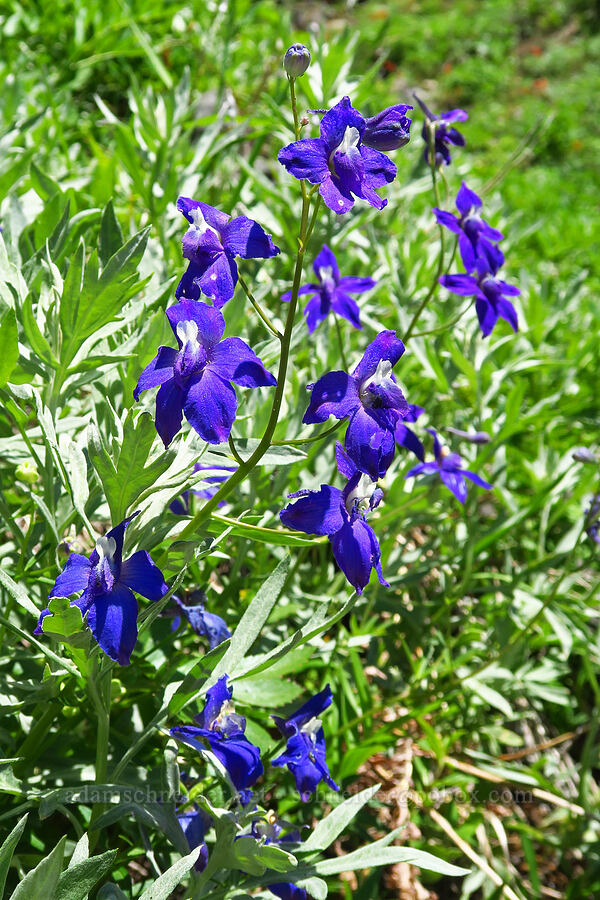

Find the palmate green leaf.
[
  {"left": 88, "top": 410, "right": 176, "bottom": 524},
  {"left": 8, "top": 834, "right": 66, "bottom": 900},
  {"left": 55, "top": 848, "right": 117, "bottom": 900},
  {"left": 59, "top": 226, "right": 150, "bottom": 369},
  {"left": 0, "top": 813, "right": 28, "bottom": 897},
  {"left": 41, "top": 597, "right": 87, "bottom": 647},
  {"left": 0, "top": 306, "right": 18, "bottom": 386},
  {"left": 137, "top": 848, "right": 202, "bottom": 900}
]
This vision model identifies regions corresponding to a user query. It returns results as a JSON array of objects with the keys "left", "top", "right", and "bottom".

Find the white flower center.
[
  {"left": 360, "top": 358, "right": 393, "bottom": 401},
  {"left": 95, "top": 535, "right": 117, "bottom": 563},
  {"left": 300, "top": 716, "right": 322, "bottom": 744},
  {"left": 345, "top": 474, "right": 377, "bottom": 514},
  {"left": 318, "top": 265, "right": 334, "bottom": 285},
  {"left": 190, "top": 206, "right": 220, "bottom": 238},
  {"left": 439, "top": 445, "right": 451, "bottom": 459},
  {"left": 332, "top": 126, "right": 360, "bottom": 156},
  {"left": 176, "top": 319, "right": 200, "bottom": 350}
]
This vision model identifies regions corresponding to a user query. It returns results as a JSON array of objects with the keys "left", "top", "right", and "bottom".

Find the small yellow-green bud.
[{"left": 16, "top": 461, "right": 39, "bottom": 483}]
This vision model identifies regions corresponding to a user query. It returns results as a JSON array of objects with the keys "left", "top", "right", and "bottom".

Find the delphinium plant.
[{"left": 0, "top": 34, "right": 541, "bottom": 899}]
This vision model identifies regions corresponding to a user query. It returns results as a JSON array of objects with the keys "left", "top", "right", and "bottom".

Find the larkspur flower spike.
[
  {"left": 434, "top": 181, "right": 504, "bottom": 273},
  {"left": 284, "top": 43, "right": 311, "bottom": 78},
  {"left": 35, "top": 512, "right": 168, "bottom": 665}
]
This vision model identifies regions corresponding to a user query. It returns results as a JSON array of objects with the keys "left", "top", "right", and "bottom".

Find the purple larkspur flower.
[
  {"left": 172, "top": 594, "right": 231, "bottom": 649},
  {"left": 395, "top": 403, "right": 426, "bottom": 462},
  {"left": 415, "top": 94, "right": 468, "bottom": 166},
  {"left": 171, "top": 675, "right": 263, "bottom": 803},
  {"left": 175, "top": 197, "right": 280, "bottom": 307},
  {"left": 303, "top": 330, "right": 408, "bottom": 480},
  {"left": 406, "top": 429, "right": 492, "bottom": 504},
  {"left": 178, "top": 807, "right": 212, "bottom": 871},
  {"left": 271, "top": 685, "right": 339, "bottom": 803},
  {"left": 439, "top": 241, "right": 520, "bottom": 337},
  {"left": 280, "top": 443, "right": 388, "bottom": 593},
  {"left": 34, "top": 513, "right": 168, "bottom": 665},
  {"left": 134, "top": 300, "right": 276, "bottom": 447},
  {"left": 282, "top": 243, "right": 375, "bottom": 332},
  {"left": 278, "top": 96, "right": 397, "bottom": 214},
  {"left": 433, "top": 181, "right": 504, "bottom": 272},
  {"left": 169, "top": 463, "right": 236, "bottom": 515},
  {"left": 248, "top": 812, "right": 305, "bottom": 897},
  {"left": 362, "top": 103, "right": 412, "bottom": 151}
]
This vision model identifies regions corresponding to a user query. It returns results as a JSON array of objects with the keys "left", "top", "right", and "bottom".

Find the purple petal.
[
  {"left": 475, "top": 297, "right": 499, "bottom": 337},
  {"left": 196, "top": 251, "right": 238, "bottom": 307},
  {"left": 120, "top": 550, "right": 168, "bottom": 602},
  {"left": 395, "top": 423, "right": 425, "bottom": 462},
  {"left": 34, "top": 606, "right": 51, "bottom": 634},
  {"left": 433, "top": 208, "right": 462, "bottom": 235},
  {"left": 176, "top": 260, "right": 204, "bottom": 301},
  {"left": 49, "top": 553, "right": 92, "bottom": 598},
  {"left": 155, "top": 379, "right": 185, "bottom": 448},
  {"left": 439, "top": 274, "right": 479, "bottom": 297},
  {"left": 455, "top": 181, "right": 481, "bottom": 215},
  {"left": 87, "top": 583, "right": 139, "bottom": 665},
  {"left": 319, "top": 96, "right": 365, "bottom": 149},
  {"left": 209, "top": 337, "right": 276, "bottom": 388},
  {"left": 176, "top": 197, "right": 230, "bottom": 232},
  {"left": 405, "top": 461, "right": 440, "bottom": 478},
  {"left": 330, "top": 517, "right": 387, "bottom": 594},
  {"left": 304, "top": 293, "right": 330, "bottom": 333},
  {"left": 478, "top": 220, "right": 504, "bottom": 242},
  {"left": 166, "top": 300, "right": 225, "bottom": 349},
  {"left": 273, "top": 685, "right": 333, "bottom": 737},
  {"left": 337, "top": 276, "right": 376, "bottom": 295},
  {"left": 495, "top": 280, "right": 521, "bottom": 297},
  {"left": 425, "top": 427, "right": 443, "bottom": 459},
  {"left": 462, "top": 469, "right": 493, "bottom": 490},
  {"left": 345, "top": 406, "right": 396, "bottom": 480},
  {"left": 312, "top": 244, "right": 340, "bottom": 281},
  {"left": 360, "top": 145, "right": 397, "bottom": 189},
  {"left": 441, "top": 109, "right": 469, "bottom": 124},
  {"left": 197, "top": 675, "right": 232, "bottom": 731},
  {"left": 183, "top": 369, "right": 237, "bottom": 444},
  {"left": 445, "top": 127, "right": 466, "bottom": 146},
  {"left": 278, "top": 138, "right": 330, "bottom": 184},
  {"left": 352, "top": 330, "right": 405, "bottom": 382},
  {"left": 404, "top": 403, "right": 425, "bottom": 424},
  {"left": 331, "top": 290, "right": 361, "bottom": 330},
  {"left": 281, "top": 284, "right": 318, "bottom": 303},
  {"left": 319, "top": 175, "right": 354, "bottom": 215},
  {"left": 182, "top": 224, "right": 223, "bottom": 258},
  {"left": 335, "top": 441, "right": 357, "bottom": 480},
  {"left": 458, "top": 233, "right": 477, "bottom": 273},
  {"left": 279, "top": 485, "right": 344, "bottom": 536},
  {"left": 133, "top": 347, "right": 177, "bottom": 402},
  {"left": 221, "top": 216, "right": 280, "bottom": 259},
  {"left": 303, "top": 371, "right": 360, "bottom": 424},
  {"left": 497, "top": 298, "right": 519, "bottom": 332},
  {"left": 439, "top": 470, "right": 468, "bottom": 504}
]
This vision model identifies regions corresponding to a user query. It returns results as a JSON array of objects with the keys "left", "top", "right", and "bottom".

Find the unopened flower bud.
[
  {"left": 362, "top": 104, "right": 413, "bottom": 151},
  {"left": 572, "top": 447, "right": 598, "bottom": 464},
  {"left": 446, "top": 427, "right": 491, "bottom": 444},
  {"left": 284, "top": 43, "right": 310, "bottom": 78},
  {"left": 16, "top": 460, "right": 39, "bottom": 483},
  {"left": 300, "top": 115, "right": 310, "bottom": 126}
]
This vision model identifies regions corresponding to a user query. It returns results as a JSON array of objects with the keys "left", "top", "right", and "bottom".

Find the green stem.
[
  {"left": 88, "top": 657, "right": 112, "bottom": 845},
  {"left": 404, "top": 123, "right": 445, "bottom": 341},
  {"left": 180, "top": 191, "right": 313, "bottom": 540},
  {"left": 271, "top": 419, "right": 343, "bottom": 446},
  {"left": 237, "top": 273, "right": 281, "bottom": 339},
  {"left": 410, "top": 297, "right": 474, "bottom": 339},
  {"left": 333, "top": 314, "right": 349, "bottom": 370}
]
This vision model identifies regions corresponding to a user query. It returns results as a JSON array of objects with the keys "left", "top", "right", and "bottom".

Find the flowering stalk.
[{"left": 88, "top": 654, "right": 112, "bottom": 846}]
